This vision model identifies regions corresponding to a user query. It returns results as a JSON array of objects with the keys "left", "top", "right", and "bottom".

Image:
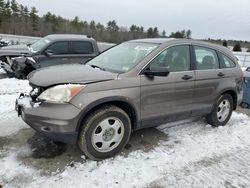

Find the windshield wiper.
[{"left": 89, "top": 64, "right": 106, "bottom": 71}]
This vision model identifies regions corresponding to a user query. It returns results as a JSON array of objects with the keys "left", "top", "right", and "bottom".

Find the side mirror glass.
[
  {"left": 143, "top": 67, "right": 169, "bottom": 77},
  {"left": 44, "top": 50, "right": 53, "bottom": 57}
]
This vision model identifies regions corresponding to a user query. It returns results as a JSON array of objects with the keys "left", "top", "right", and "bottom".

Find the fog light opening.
[{"left": 41, "top": 126, "right": 51, "bottom": 132}]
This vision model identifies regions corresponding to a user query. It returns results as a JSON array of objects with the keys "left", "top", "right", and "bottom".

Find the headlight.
[{"left": 38, "top": 84, "right": 86, "bottom": 103}]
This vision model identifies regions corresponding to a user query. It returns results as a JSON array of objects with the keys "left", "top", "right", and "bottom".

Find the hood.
[
  {"left": 0, "top": 44, "right": 31, "bottom": 54},
  {"left": 28, "top": 64, "right": 118, "bottom": 87}
]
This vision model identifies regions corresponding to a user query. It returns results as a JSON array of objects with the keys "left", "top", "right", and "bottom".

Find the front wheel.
[
  {"left": 78, "top": 105, "right": 131, "bottom": 160},
  {"left": 206, "top": 94, "right": 233, "bottom": 127}
]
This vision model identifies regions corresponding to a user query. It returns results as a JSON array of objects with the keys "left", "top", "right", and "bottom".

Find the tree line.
[
  {"left": 216, "top": 39, "right": 250, "bottom": 52},
  {"left": 0, "top": 0, "right": 192, "bottom": 43}
]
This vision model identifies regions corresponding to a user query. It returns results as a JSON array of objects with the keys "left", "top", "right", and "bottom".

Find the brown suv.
[{"left": 16, "top": 38, "right": 243, "bottom": 160}]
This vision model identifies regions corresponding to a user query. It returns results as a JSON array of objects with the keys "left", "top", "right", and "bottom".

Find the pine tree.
[
  {"left": 3, "top": 0, "right": 11, "bottom": 33},
  {"left": 233, "top": 42, "right": 242, "bottom": 52},
  {"left": 153, "top": 27, "right": 159, "bottom": 37},
  {"left": 0, "top": 0, "right": 5, "bottom": 27},
  {"left": 107, "top": 20, "right": 119, "bottom": 33},
  {"left": 186, "top": 29, "right": 191, "bottom": 39},
  {"left": 11, "top": 0, "right": 19, "bottom": 16},
  {"left": 29, "top": 6, "right": 39, "bottom": 33},
  {"left": 162, "top": 30, "right": 166, "bottom": 37},
  {"left": 89, "top": 20, "right": 96, "bottom": 36},
  {"left": 147, "top": 27, "right": 154, "bottom": 38},
  {"left": 222, "top": 40, "right": 228, "bottom": 47}
]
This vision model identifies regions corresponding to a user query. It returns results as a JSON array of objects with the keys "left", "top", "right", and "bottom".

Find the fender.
[{"left": 75, "top": 96, "right": 140, "bottom": 131}]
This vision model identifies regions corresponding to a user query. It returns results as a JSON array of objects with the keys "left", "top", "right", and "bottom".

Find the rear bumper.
[{"left": 15, "top": 94, "right": 81, "bottom": 144}]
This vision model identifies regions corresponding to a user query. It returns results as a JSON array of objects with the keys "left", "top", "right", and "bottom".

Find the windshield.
[
  {"left": 30, "top": 37, "right": 51, "bottom": 52},
  {"left": 87, "top": 42, "right": 159, "bottom": 73}
]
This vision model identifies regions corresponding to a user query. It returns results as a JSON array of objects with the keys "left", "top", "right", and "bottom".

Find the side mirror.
[
  {"left": 44, "top": 50, "right": 53, "bottom": 57},
  {"left": 143, "top": 67, "right": 169, "bottom": 77}
]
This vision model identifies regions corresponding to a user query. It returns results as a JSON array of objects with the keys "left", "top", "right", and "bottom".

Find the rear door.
[
  {"left": 140, "top": 44, "right": 195, "bottom": 127},
  {"left": 192, "top": 45, "right": 224, "bottom": 115},
  {"left": 38, "top": 41, "right": 70, "bottom": 67},
  {"left": 69, "top": 41, "right": 97, "bottom": 64}
]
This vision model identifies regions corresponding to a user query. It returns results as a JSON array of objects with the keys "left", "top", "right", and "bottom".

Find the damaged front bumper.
[
  {"left": 15, "top": 93, "right": 81, "bottom": 144},
  {"left": 0, "top": 59, "right": 13, "bottom": 74}
]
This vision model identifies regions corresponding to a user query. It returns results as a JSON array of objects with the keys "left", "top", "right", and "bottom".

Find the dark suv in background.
[
  {"left": 0, "top": 34, "right": 113, "bottom": 78},
  {"left": 16, "top": 38, "right": 243, "bottom": 160}
]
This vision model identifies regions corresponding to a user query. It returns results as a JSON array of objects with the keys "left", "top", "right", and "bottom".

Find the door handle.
[
  {"left": 217, "top": 72, "right": 225, "bottom": 77},
  {"left": 61, "top": 58, "right": 68, "bottom": 61},
  {"left": 182, "top": 75, "right": 193, "bottom": 80}
]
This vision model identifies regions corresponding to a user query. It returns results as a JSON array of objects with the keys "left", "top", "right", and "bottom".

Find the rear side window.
[
  {"left": 194, "top": 46, "right": 219, "bottom": 70},
  {"left": 46, "top": 42, "right": 69, "bottom": 54},
  {"left": 71, "top": 41, "right": 94, "bottom": 54},
  {"left": 220, "top": 53, "right": 236, "bottom": 68}
]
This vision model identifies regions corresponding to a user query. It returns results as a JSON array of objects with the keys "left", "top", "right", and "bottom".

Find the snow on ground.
[
  {"left": 0, "top": 78, "right": 30, "bottom": 136},
  {"left": 1, "top": 77, "right": 250, "bottom": 188}
]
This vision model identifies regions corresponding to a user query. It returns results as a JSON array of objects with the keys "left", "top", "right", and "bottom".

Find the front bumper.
[
  {"left": 0, "top": 60, "right": 13, "bottom": 74},
  {"left": 15, "top": 94, "right": 81, "bottom": 144}
]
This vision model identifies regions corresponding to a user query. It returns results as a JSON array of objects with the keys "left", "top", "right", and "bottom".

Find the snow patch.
[
  {"left": 0, "top": 78, "right": 30, "bottom": 136},
  {"left": 0, "top": 146, "right": 37, "bottom": 186}
]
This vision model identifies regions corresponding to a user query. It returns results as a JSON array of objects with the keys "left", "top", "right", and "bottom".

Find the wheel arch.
[
  {"left": 219, "top": 89, "right": 238, "bottom": 110},
  {"left": 76, "top": 97, "right": 139, "bottom": 132}
]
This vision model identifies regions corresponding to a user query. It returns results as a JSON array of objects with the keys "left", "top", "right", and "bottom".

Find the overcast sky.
[{"left": 17, "top": 0, "right": 250, "bottom": 41}]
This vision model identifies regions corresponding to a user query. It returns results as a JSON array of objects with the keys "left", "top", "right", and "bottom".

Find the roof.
[
  {"left": 128, "top": 38, "right": 234, "bottom": 58},
  {"left": 129, "top": 38, "right": 175, "bottom": 44},
  {"left": 46, "top": 34, "right": 93, "bottom": 41}
]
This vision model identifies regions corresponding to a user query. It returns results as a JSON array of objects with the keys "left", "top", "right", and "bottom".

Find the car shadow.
[{"left": 1, "top": 127, "right": 168, "bottom": 175}]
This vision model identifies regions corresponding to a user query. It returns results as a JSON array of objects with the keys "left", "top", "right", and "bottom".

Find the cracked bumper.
[{"left": 15, "top": 94, "right": 81, "bottom": 144}]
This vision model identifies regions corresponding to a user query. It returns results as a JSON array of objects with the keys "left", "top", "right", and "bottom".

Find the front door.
[
  {"left": 38, "top": 41, "right": 70, "bottom": 68},
  {"left": 140, "top": 45, "right": 195, "bottom": 127}
]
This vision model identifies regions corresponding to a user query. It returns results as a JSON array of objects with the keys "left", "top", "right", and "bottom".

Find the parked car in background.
[
  {"left": 0, "top": 34, "right": 114, "bottom": 78},
  {"left": 16, "top": 38, "right": 243, "bottom": 160},
  {"left": 0, "top": 38, "right": 9, "bottom": 47}
]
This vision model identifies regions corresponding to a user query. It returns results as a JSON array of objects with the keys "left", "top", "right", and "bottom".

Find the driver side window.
[{"left": 148, "top": 45, "right": 190, "bottom": 72}]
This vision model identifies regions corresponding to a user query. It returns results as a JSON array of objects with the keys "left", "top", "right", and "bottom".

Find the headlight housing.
[{"left": 38, "top": 84, "right": 86, "bottom": 103}]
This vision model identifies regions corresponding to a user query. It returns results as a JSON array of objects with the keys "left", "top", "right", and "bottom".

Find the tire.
[
  {"left": 206, "top": 94, "right": 233, "bottom": 127},
  {"left": 78, "top": 105, "right": 131, "bottom": 160}
]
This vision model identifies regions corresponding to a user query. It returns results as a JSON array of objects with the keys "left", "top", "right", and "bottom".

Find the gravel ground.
[{"left": 1, "top": 75, "right": 250, "bottom": 188}]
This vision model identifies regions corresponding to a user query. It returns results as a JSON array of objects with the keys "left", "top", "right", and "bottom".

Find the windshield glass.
[
  {"left": 87, "top": 42, "right": 159, "bottom": 73},
  {"left": 30, "top": 37, "right": 51, "bottom": 52}
]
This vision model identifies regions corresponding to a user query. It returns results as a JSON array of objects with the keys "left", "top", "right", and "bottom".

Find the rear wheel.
[
  {"left": 206, "top": 94, "right": 233, "bottom": 127},
  {"left": 78, "top": 105, "right": 131, "bottom": 160}
]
